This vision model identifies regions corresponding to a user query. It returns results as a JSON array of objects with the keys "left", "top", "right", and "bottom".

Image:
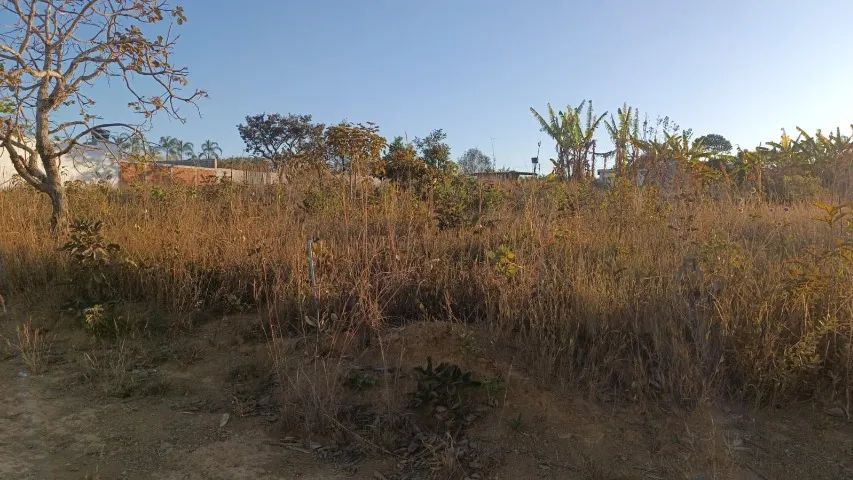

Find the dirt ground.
[{"left": 1, "top": 312, "right": 851, "bottom": 480}]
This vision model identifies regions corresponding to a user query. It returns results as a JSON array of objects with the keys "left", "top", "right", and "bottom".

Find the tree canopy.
[
  {"left": 695, "top": 134, "right": 733, "bottom": 154},
  {"left": 457, "top": 148, "right": 493, "bottom": 174},
  {"left": 237, "top": 113, "right": 324, "bottom": 169},
  {"left": 414, "top": 129, "right": 452, "bottom": 170}
]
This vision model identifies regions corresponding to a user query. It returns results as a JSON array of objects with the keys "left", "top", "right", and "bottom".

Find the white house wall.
[{"left": 0, "top": 141, "right": 121, "bottom": 189}]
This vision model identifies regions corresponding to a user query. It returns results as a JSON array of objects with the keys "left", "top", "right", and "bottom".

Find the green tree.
[
  {"left": 158, "top": 136, "right": 178, "bottom": 161},
  {"left": 237, "top": 113, "right": 325, "bottom": 170},
  {"left": 87, "top": 127, "right": 112, "bottom": 145},
  {"left": 175, "top": 140, "right": 195, "bottom": 162},
  {"left": 414, "top": 129, "right": 453, "bottom": 171},
  {"left": 200, "top": 140, "right": 223, "bottom": 168},
  {"left": 695, "top": 134, "right": 733, "bottom": 154},
  {"left": 115, "top": 132, "right": 150, "bottom": 157},
  {"left": 383, "top": 136, "right": 427, "bottom": 185},
  {"left": 457, "top": 148, "right": 493, "bottom": 174},
  {"left": 325, "top": 122, "right": 387, "bottom": 197}
]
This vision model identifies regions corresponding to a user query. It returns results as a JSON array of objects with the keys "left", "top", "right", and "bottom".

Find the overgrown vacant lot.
[{"left": 1, "top": 177, "right": 851, "bottom": 479}]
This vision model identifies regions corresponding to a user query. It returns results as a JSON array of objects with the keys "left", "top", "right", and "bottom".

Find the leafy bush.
[
  {"left": 486, "top": 245, "right": 519, "bottom": 279},
  {"left": 61, "top": 219, "right": 123, "bottom": 306},
  {"left": 410, "top": 357, "right": 480, "bottom": 413},
  {"left": 433, "top": 176, "right": 500, "bottom": 229}
]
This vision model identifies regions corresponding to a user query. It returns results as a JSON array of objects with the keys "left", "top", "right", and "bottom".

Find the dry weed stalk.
[{"left": 11, "top": 319, "right": 51, "bottom": 375}]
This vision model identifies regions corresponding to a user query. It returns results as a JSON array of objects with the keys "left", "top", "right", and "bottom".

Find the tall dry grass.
[{"left": 0, "top": 176, "right": 850, "bottom": 407}]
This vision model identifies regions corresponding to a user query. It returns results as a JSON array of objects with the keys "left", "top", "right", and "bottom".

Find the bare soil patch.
[{"left": 1, "top": 314, "right": 851, "bottom": 479}]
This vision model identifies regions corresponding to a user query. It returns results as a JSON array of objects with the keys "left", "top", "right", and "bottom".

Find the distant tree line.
[{"left": 234, "top": 112, "right": 495, "bottom": 187}]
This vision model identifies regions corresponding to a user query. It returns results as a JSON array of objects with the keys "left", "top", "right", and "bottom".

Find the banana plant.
[
  {"left": 631, "top": 130, "right": 711, "bottom": 188},
  {"left": 734, "top": 148, "right": 770, "bottom": 196},
  {"left": 793, "top": 126, "right": 852, "bottom": 165},
  {"left": 764, "top": 129, "right": 798, "bottom": 167},
  {"left": 531, "top": 100, "right": 606, "bottom": 181},
  {"left": 604, "top": 103, "right": 640, "bottom": 176}
]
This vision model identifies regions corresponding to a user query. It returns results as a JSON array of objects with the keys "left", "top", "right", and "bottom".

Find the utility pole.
[{"left": 532, "top": 141, "right": 541, "bottom": 175}]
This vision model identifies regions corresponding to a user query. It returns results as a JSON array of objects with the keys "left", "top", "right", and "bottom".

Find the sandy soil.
[{"left": 1, "top": 315, "right": 851, "bottom": 480}]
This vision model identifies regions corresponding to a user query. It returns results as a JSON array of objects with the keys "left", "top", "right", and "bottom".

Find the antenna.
[
  {"left": 490, "top": 137, "right": 497, "bottom": 168},
  {"left": 531, "top": 141, "right": 541, "bottom": 175}
]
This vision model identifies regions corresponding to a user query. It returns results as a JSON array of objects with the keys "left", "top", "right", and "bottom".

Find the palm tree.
[
  {"left": 158, "top": 136, "right": 178, "bottom": 162},
  {"left": 531, "top": 100, "right": 606, "bottom": 181},
  {"left": 156, "top": 137, "right": 194, "bottom": 163},
  {"left": 175, "top": 140, "right": 195, "bottom": 162},
  {"left": 200, "top": 140, "right": 223, "bottom": 168},
  {"left": 116, "top": 132, "right": 149, "bottom": 156}
]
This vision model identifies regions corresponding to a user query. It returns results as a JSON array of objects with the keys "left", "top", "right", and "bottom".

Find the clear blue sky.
[{"left": 93, "top": 0, "right": 853, "bottom": 170}]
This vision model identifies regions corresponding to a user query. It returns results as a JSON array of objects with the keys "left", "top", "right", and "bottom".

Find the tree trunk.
[
  {"left": 45, "top": 172, "right": 69, "bottom": 236},
  {"left": 38, "top": 149, "right": 69, "bottom": 236}
]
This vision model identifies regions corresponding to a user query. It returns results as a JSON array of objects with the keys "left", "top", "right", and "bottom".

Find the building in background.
[
  {"left": 471, "top": 170, "right": 537, "bottom": 182},
  {"left": 0, "top": 140, "right": 123, "bottom": 188}
]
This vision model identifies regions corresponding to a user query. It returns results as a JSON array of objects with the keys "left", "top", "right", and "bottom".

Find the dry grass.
[
  {"left": 0, "top": 176, "right": 850, "bottom": 410},
  {"left": 4, "top": 319, "right": 52, "bottom": 375}
]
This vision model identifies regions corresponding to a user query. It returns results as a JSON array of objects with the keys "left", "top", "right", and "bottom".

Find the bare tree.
[{"left": 0, "top": 0, "right": 205, "bottom": 234}]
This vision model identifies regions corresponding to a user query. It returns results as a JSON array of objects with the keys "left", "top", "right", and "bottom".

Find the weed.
[
  {"left": 485, "top": 244, "right": 519, "bottom": 279},
  {"left": 345, "top": 370, "right": 378, "bottom": 391},
  {"left": 60, "top": 218, "right": 123, "bottom": 305},
  {"left": 8, "top": 319, "right": 51, "bottom": 375},
  {"left": 480, "top": 375, "right": 506, "bottom": 406},
  {"left": 81, "top": 303, "right": 127, "bottom": 338},
  {"left": 410, "top": 357, "right": 480, "bottom": 414},
  {"left": 507, "top": 413, "right": 524, "bottom": 432}
]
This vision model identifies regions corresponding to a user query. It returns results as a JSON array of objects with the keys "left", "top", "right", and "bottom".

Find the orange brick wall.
[{"left": 118, "top": 162, "right": 220, "bottom": 187}]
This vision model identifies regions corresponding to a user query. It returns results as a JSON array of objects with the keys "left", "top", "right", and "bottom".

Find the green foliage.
[
  {"left": 199, "top": 140, "right": 223, "bottom": 161},
  {"left": 61, "top": 219, "right": 123, "bottom": 306},
  {"left": 345, "top": 371, "right": 378, "bottom": 391},
  {"left": 433, "top": 176, "right": 498, "bottom": 229},
  {"left": 479, "top": 375, "right": 506, "bottom": 406},
  {"left": 486, "top": 245, "right": 519, "bottom": 279},
  {"left": 414, "top": 129, "right": 453, "bottom": 171},
  {"left": 739, "top": 126, "right": 853, "bottom": 199},
  {"left": 694, "top": 134, "right": 732, "bottom": 154},
  {"left": 410, "top": 357, "right": 480, "bottom": 413},
  {"left": 87, "top": 127, "right": 112, "bottom": 144},
  {"left": 325, "top": 122, "right": 387, "bottom": 177},
  {"left": 457, "top": 147, "right": 493, "bottom": 174},
  {"left": 780, "top": 175, "right": 824, "bottom": 202},
  {"left": 81, "top": 303, "right": 128, "bottom": 338},
  {"left": 604, "top": 103, "right": 641, "bottom": 175},
  {"left": 238, "top": 113, "right": 325, "bottom": 170},
  {"left": 383, "top": 136, "right": 430, "bottom": 186},
  {"left": 531, "top": 100, "right": 606, "bottom": 180},
  {"left": 302, "top": 183, "right": 341, "bottom": 215},
  {"left": 60, "top": 219, "right": 136, "bottom": 337},
  {"left": 114, "top": 132, "right": 151, "bottom": 156}
]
